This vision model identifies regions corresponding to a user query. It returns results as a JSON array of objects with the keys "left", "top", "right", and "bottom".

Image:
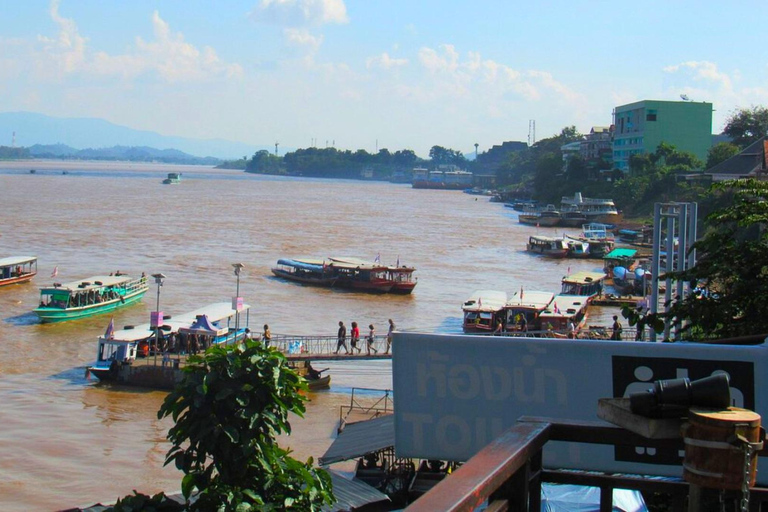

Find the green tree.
[
  {"left": 705, "top": 142, "right": 740, "bottom": 169},
  {"left": 723, "top": 106, "right": 768, "bottom": 148},
  {"left": 111, "top": 340, "right": 334, "bottom": 511},
  {"left": 428, "top": 145, "right": 466, "bottom": 166},
  {"left": 650, "top": 179, "right": 768, "bottom": 340}
]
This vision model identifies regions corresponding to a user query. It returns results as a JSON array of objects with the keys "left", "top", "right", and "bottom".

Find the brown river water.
[{"left": 0, "top": 161, "right": 620, "bottom": 510}]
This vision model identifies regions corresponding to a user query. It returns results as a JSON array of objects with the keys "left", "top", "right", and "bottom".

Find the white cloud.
[
  {"left": 37, "top": 0, "right": 87, "bottom": 74},
  {"left": 366, "top": 52, "right": 408, "bottom": 70},
  {"left": 663, "top": 61, "right": 733, "bottom": 91},
  {"left": 252, "top": 0, "right": 349, "bottom": 26}
]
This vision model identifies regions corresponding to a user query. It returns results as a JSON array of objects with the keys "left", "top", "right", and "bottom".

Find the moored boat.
[
  {"left": 0, "top": 256, "right": 37, "bottom": 287},
  {"left": 561, "top": 193, "right": 619, "bottom": 225},
  {"left": 526, "top": 235, "right": 569, "bottom": 258},
  {"left": 578, "top": 223, "right": 615, "bottom": 257},
  {"left": 558, "top": 210, "right": 588, "bottom": 227},
  {"left": 327, "top": 256, "right": 395, "bottom": 294},
  {"left": 462, "top": 290, "right": 508, "bottom": 332},
  {"left": 503, "top": 290, "right": 555, "bottom": 332},
  {"left": 518, "top": 205, "right": 560, "bottom": 227},
  {"left": 560, "top": 271, "right": 607, "bottom": 302},
  {"left": 384, "top": 264, "right": 418, "bottom": 294},
  {"left": 603, "top": 248, "right": 637, "bottom": 277},
  {"left": 538, "top": 294, "right": 590, "bottom": 333},
  {"left": 34, "top": 273, "right": 148, "bottom": 323},
  {"left": 86, "top": 302, "right": 251, "bottom": 385},
  {"left": 290, "top": 360, "right": 331, "bottom": 390}
]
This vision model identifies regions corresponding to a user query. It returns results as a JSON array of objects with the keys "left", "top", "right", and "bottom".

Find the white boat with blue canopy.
[
  {"left": 271, "top": 258, "right": 337, "bottom": 286},
  {"left": 86, "top": 301, "right": 251, "bottom": 382}
]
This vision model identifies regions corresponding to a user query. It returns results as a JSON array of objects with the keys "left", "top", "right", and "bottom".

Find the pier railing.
[{"left": 404, "top": 416, "right": 768, "bottom": 511}]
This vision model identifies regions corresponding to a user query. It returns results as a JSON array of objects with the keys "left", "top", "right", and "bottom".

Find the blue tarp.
[{"left": 540, "top": 484, "right": 647, "bottom": 512}]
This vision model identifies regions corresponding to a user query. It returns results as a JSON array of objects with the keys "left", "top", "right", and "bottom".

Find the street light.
[
  {"left": 232, "top": 263, "right": 244, "bottom": 343},
  {"left": 151, "top": 273, "right": 166, "bottom": 364}
]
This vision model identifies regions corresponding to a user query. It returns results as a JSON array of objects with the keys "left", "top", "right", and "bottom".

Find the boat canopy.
[
  {"left": 540, "top": 295, "right": 589, "bottom": 318},
  {"left": 41, "top": 275, "right": 135, "bottom": 292},
  {"left": 506, "top": 290, "right": 555, "bottom": 309},
  {"left": 604, "top": 248, "right": 638, "bottom": 260},
  {"left": 0, "top": 256, "right": 37, "bottom": 267},
  {"left": 277, "top": 258, "right": 326, "bottom": 272},
  {"left": 463, "top": 290, "right": 508, "bottom": 312},
  {"left": 562, "top": 271, "right": 607, "bottom": 285},
  {"left": 179, "top": 314, "right": 228, "bottom": 336},
  {"left": 329, "top": 256, "right": 388, "bottom": 271}
]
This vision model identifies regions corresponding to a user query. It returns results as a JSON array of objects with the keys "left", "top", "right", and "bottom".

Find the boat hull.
[
  {"left": 0, "top": 272, "right": 36, "bottom": 287},
  {"left": 34, "top": 289, "right": 147, "bottom": 323},
  {"left": 390, "top": 282, "right": 417, "bottom": 294},
  {"left": 526, "top": 246, "right": 569, "bottom": 258},
  {"left": 306, "top": 374, "right": 331, "bottom": 390},
  {"left": 271, "top": 268, "right": 337, "bottom": 286}
]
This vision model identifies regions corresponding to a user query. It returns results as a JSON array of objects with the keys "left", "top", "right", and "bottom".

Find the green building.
[{"left": 612, "top": 100, "right": 713, "bottom": 172}]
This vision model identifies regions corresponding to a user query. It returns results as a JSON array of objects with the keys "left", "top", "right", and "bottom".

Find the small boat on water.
[
  {"left": 503, "top": 290, "right": 555, "bottom": 332},
  {"left": 560, "top": 271, "right": 607, "bottom": 302},
  {"left": 518, "top": 205, "right": 561, "bottom": 227},
  {"left": 271, "top": 258, "right": 337, "bottom": 286},
  {"left": 538, "top": 294, "right": 590, "bottom": 333},
  {"left": 526, "top": 235, "right": 569, "bottom": 258},
  {"left": 162, "top": 172, "right": 182, "bottom": 184},
  {"left": 86, "top": 302, "right": 251, "bottom": 385},
  {"left": 290, "top": 360, "right": 331, "bottom": 390},
  {"left": 561, "top": 193, "right": 619, "bottom": 225},
  {"left": 0, "top": 256, "right": 37, "bottom": 287},
  {"left": 578, "top": 223, "right": 615, "bottom": 257},
  {"left": 327, "top": 257, "right": 394, "bottom": 293},
  {"left": 34, "top": 273, "right": 149, "bottom": 323},
  {"left": 462, "top": 290, "right": 508, "bottom": 333},
  {"left": 603, "top": 248, "right": 638, "bottom": 277}
]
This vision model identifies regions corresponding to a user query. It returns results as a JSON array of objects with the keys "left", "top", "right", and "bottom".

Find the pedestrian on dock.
[
  {"left": 611, "top": 315, "right": 623, "bottom": 340},
  {"left": 493, "top": 318, "right": 503, "bottom": 335},
  {"left": 263, "top": 324, "right": 272, "bottom": 347},
  {"left": 366, "top": 324, "right": 378, "bottom": 355},
  {"left": 350, "top": 321, "right": 361, "bottom": 353},
  {"left": 385, "top": 319, "right": 395, "bottom": 354},
  {"left": 335, "top": 321, "right": 349, "bottom": 354}
]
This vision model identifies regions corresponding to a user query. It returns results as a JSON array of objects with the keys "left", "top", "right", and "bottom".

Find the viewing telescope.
[{"left": 629, "top": 373, "right": 731, "bottom": 418}]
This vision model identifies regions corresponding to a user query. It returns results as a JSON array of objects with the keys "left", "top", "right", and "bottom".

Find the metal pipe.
[{"left": 650, "top": 203, "right": 662, "bottom": 342}]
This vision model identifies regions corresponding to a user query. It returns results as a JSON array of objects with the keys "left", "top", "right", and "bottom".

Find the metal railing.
[
  {"left": 338, "top": 387, "right": 393, "bottom": 433},
  {"left": 405, "top": 416, "right": 768, "bottom": 511}
]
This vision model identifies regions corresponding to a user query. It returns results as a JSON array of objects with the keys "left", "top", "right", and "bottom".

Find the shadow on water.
[{"left": 4, "top": 312, "right": 39, "bottom": 326}]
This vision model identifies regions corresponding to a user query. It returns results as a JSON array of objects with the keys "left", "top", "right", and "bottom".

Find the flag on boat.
[
  {"left": 478, "top": 297, "right": 482, "bottom": 308},
  {"left": 567, "top": 266, "right": 571, "bottom": 275},
  {"left": 396, "top": 255, "right": 400, "bottom": 267},
  {"left": 104, "top": 317, "right": 115, "bottom": 339},
  {"left": 374, "top": 253, "right": 381, "bottom": 263},
  {"left": 51, "top": 266, "right": 58, "bottom": 278},
  {"left": 553, "top": 302, "right": 561, "bottom": 314}
]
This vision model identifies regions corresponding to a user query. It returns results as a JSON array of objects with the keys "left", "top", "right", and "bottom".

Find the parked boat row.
[
  {"left": 515, "top": 193, "right": 619, "bottom": 228},
  {"left": 462, "top": 271, "right": 606, "bottom": 335},
  {"left": 271, "top": 256, "right": 417, "bottom": 294},
  {"left": 526, "top": 224, "right": 616, "bottom": 259},
  {"left": 0, "top": 256, "right": 37, "bottom": 287}
]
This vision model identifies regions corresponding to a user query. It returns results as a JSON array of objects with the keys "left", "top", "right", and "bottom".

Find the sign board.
[
  {"left": 150, "top": 311, "right": 163, "bottom": 328},
  {"left": 392, "top": 333, "right": 768, "bottom": 482},
  {"left": 232, "top": 296, "right": 244, "bottom": 311}
]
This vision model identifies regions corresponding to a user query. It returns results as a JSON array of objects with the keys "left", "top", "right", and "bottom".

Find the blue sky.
[{"left": 1, "top": 0, "right": 767, "bottom": 157}]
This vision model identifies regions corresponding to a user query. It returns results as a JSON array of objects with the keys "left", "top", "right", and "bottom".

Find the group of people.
[{"left": 335, "top": 319, "right": 395, "bottom": 356}]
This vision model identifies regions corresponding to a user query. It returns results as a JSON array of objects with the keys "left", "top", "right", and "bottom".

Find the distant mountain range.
[
  {"left": 0, "top": 111, "right": 266, "bottom": 160},
  {"left": 28, "top": 143, "right": 221, "bottom": 165}
]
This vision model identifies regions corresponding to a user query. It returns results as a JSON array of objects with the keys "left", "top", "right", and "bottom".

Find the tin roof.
[
  {"left": 319, "top": 414, "right": 395, "bottom": 466},
  {"left": 0, "top": 256, "right": 37, "bottom": 267}
]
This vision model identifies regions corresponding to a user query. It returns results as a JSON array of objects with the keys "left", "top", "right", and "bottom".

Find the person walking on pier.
[
  {"left": 366, "top": 324, "right": 378, "bottom": 355},
  {"left": 335, "top": 321, "right": 349, "bottom": 354},
  {"left": 350, "top": 321, "right": 361, "bottom": 354},
  {"left": 385, "top": 319, "right": 395, "bottom": 354},
  {"left": 612, "top": 315, "right": 623, "bottom": 340},
  {"left": 262, "top": 324, "right": 272, "bottom": 347}
]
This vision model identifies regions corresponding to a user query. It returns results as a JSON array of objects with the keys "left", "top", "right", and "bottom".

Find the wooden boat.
[
  {"left": 526, "top": 235, "right": 569, "bottom": 258},
  {"left": 565, "top": 237, "right": 591, "bottom": 258},
  {"left": 503, "top": 290, "right": 554, "bottom": 332},
  {"left": 327, "top": 257, "right": 394, "bottom": 294},
  {"left": 518, "top": 205, "right": 561, "bottom": 227},
  {"left": 462, "top": 290, "right": 508, "bottom": 332},
  {"left": 271, "top": 258, "right": 337, "bottom": 286},
  {"left": 384, "top": 263, "right": 417, "bottom": 294},
  {"left": 86, "top": 302, "right": 251, "bottom": 384},
  {"left": 560, "top": 271, "right": 606, "bottom": 302},
  {"left": 290, "top": 360, "right": 331, "bottom": 390},
  {"left": 162, "top": 172, "right": 182, "bottom": 184},
  {"left": 603, "top": 247, "right": 638, "bottom": 277},
  {"left": 34, "top": 273, "right": 149, "bottom": 323},
  {"left": 0, "top": 256, "right": 37, "bottom": 287},
  {"left": 578, "top": 223, "right": 615, "bottom": 257},
  {"left": 538, "top": 294, "right": 590, "bottom": 333}
]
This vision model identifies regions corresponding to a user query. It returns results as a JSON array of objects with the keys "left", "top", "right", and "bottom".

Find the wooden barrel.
[{"left": 683, "top": 407, "right": 762, "bottom": 490}]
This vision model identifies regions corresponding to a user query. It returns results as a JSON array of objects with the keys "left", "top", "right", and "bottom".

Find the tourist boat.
[
  {"left": 503, "top": 290, "right": 555, "bottom": 332},
  {"left": 271, "top": 258, "right": 337, "bottom": 286},
  {"left": 561, "top": 193, "right": 619, "bottom": 225},
  {"left": 571, "top": 223, "right": 615, "bottom": 258},
  {"left": 560, "top": 271, "right": 606, "bottom": 302},
  {"left": 565, "top": 237, "right": 591, "bottom": 258},
  {"left": 518, "top": 205, "right": 561, "bottom": 227},
  {"left": 462, "top": 290, "right": 508, "bottom": 332},
  {"left": 86, "top": 302, "right": 251, "bottom": 383},
  {"left": 384, "top": 264, "right": 418, "bottom": 294},
  {"left": 34, "top": 273, "right": 149, "bottom": 323},
  {"left": 538, "top": 294, "right": 590, "bottom": 333},
  {"left": 327, "top": 257, "right": 395, "bottom": 294},
  {"left": 611, "top": 266, "right": 651, "bottom": 296},
  {"left": 558, "top": 210, "right": 588, "bottom": 228},
  {"left": 162, "top": 172, "right": 182, "bottom": 184},
  {"left": 0, "top": 256, "right": 37, "bottom": 287},
  {"left": 526, "top": 235, "right": 569, "bottom": 258}
]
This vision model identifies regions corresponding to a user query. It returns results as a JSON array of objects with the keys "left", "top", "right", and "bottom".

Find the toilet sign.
[{"left": 393, "top": 333, "right": 767, "bottom": 482}]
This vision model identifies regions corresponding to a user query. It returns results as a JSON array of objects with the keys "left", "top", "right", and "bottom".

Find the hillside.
[{"left": 0, "top": 111, "right": 265, "bottom": 160}]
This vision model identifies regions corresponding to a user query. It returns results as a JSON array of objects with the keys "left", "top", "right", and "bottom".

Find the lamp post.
[
  {"left": 151, "top": 273, "right": 166, "bottom": 365},
  {"left": 232, "top": 263, "right": 244, "bottom": 344}
]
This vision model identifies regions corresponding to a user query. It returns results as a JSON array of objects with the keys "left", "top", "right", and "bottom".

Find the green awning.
[{"left": 604, "top": 248, "right": 637, "bottom": 260}]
